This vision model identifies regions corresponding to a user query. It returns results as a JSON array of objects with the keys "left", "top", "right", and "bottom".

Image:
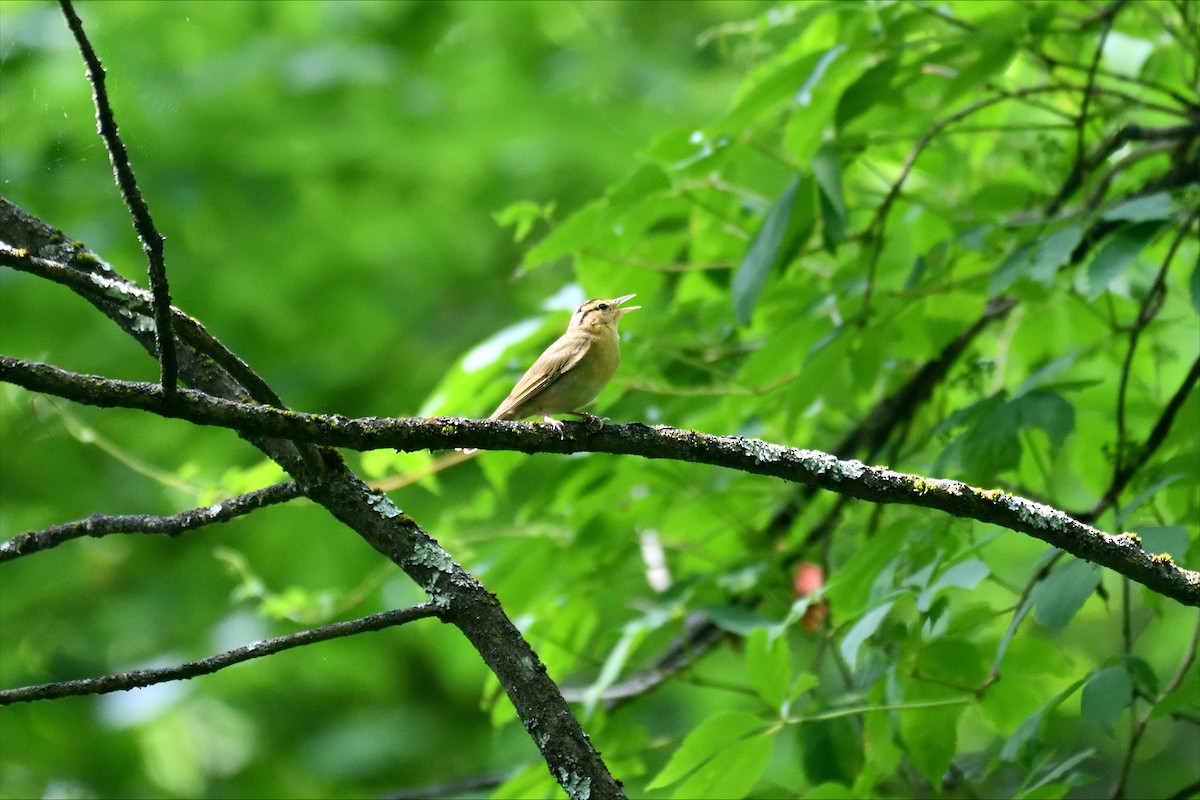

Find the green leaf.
[
  {"left": 1101, "top": 191, "right": 1173, "bottom": 221},
  {"left": 839, "top": 601, "right": 894, "bottom": 671},
  {"left": 673, "top": 731, "right": 774, "bottom": 800},
  {"left": 1085, "top": 220, "right": 1164, "bottom": 299},
  {"left": 722, "top": 48, "right": 832, "bottom": 131},
  {"left": 812, "top": 144, "right": 847, "bottom": 253},
  {"left": 1101, "top": 30, "right": 1156, "bottom": 76},
  {"left": 746, "top": 628, "right": 791, "bottom": 711},
  {"left": 732, "top": 175, "right": 815, "bottom": 325},
  {"left": 1002, "top": 706, "right": 1046, "bottom": 764},
  {"left": 917, "top": 560, "right": 990, "bottom": 611},
  {"left": 1031, "top": 559, "right": 1100, "bottom": 633},
  {"left": 940, "top": 34, "right": 1017, "bottom": 103},
  {"left": 643, "top": 126, "right": 733, "bottom": 174},
  {"left": 1014, "top": 351, "right": 1083, "bottom": 396},
  {"left": 961, "top": 395, "right": 1021, "bottom": 478},
  {"left": 1000, "top": 676, "right": 1088, "bottom": 763},
  {"left": 918, "top": 640, "right": 987, "bottom": 686},
  {"left": 1114, "top": 473, "right": 1186, "bottom": 529},
  {"left": 1081, "top": 666, "right": 1132, "bottom": 732},
  {"left": 1030, "top": 225, "right": 1085, "bottom": 284},
  {"left": 703, "top": 604, "right": 777, "bottom": 635},
  {"left": 491, "top": 762, "right": 559, "bottom": 800},
  {"left": 899, "top": 700, "right": 962, "bottom": 790},
  {"left": 521, "top": 199, "right": 605, "bottom": 270},
  {"left": 1014, "top": 390, "right": 1075, "bottom": 452},
  {"left": 990, "top": 243, "right": 1033, "bottom": 297},
  {"left": 801, "top": 716, "right": 864, "bottom": 786},
  {"left": 1189, "top": 252, "right": 1200, "bottom": 315},
  {"left": 804, "top": 784, "right": 858, "bottom": 800},
  {"left": 1017, "top": 748, "right": 1096, "bottom": 798},
  {"left": 835, "top": 56, "right": 899, "bottom": 131},
  {"left": 493, "top": 200, "right": 554, "bottom": 244},
  {"left": 1135, "top": 525, "right": 1190, "bottom": 562},
  {"left": 647, "top": 711, "right": 766, "bottom": 790},
  {"left": 581, "top": 617, "right": 654, "bottom": 716},
  {"left": 990, "top": 225, "right": 1085, "bottom": 294},
  {"left": 957, "top": 389, "right": 1074, "bottom": 479},
  {"left": 606, "top": 162, "right": 671, "bottom": 210}
]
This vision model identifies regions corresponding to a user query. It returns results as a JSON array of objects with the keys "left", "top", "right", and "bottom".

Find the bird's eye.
[{"left": 597, "top": 303, "right": 609, "bottom": 311}]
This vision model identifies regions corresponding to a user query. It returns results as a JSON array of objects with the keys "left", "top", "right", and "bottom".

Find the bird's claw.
[
  {"left": 568, "top": 411, "right": 606, "bottom": 431},
  {"left": 540, "top": 413, "right": 567, "bottom": 438}
]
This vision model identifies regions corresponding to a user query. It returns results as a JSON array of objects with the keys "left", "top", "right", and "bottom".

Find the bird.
[
  {"left": 489, "top": 293, "right": 639, "bottom": 433},
  {"left": 369, "top": 294, "right": 640, "bottom": 489}
]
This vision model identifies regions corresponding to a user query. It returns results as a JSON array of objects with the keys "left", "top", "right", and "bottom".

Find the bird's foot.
[
  {"left": 566, "top": 411, "right": 606, "bottom": 430},
  {"left": 540, "top": 413, "right": 567, "bottom": 437}
]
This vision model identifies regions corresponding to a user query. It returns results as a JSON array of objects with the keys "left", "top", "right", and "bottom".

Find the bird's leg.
[
  {"left": 539, "top": 410, "right": 566, "bottom": 437},
  {"left": 565, "top": 410, "right": 606, "bottom": 430}
]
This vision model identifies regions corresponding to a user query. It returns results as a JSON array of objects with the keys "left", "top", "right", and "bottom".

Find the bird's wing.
[{"left": 490, "top": 334, "right": 591, "bottom": 419}]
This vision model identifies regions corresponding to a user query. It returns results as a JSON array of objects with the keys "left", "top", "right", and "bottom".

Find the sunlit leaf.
[{"left": 647, "top": 711, "right": 766, "bottom": 790}]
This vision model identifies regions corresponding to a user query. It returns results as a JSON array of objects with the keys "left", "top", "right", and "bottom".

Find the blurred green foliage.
[{"left": 2, "top": 1, "right": 1198, "bottom": 799}]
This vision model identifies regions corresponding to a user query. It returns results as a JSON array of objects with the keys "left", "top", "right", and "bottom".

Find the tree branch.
[
  {"left": 0, "top": 481, "right": 301, "bottom": 562},
  {"left": 58, "top": 0, "right": 177, "bottom": 399},
  {"left": 0, "top": 603, "right": 442, "bottom": 705},
  {"left": 3, "top": 355, "right": 1195, "bottom": 607}
]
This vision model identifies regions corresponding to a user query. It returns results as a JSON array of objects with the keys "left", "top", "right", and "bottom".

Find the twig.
[
  {"left": 0, "top": 604, "right": 442, "bottom": 705},
  {"left": 1086, "top": 211, "right": 1200, "bottom": 523},
  {"left": 58, "top": 1, "right": 177, "bottom": 399},
  {"left": 560, "top": 612, "right": 727, "bottom": 709},
  {"left": 0, "top": 237, "right": 284, "bottom": 407},
  {"left": 1110, "top": 612, "right": 1200, "bottom": 799},
  {"left": 1086, "top": 355, "right": 1200, "bottom": 524},
  {"left": 1050, "top": 3, "right": 1125, "bottom": 216},
  {"left": 767, "top": 296, "right": 1019, "bottom": 550},
  {"left": 0, "top": 482, "right": 302, "bottom": 562},
  {"left": 381, "top": 771, "right": 515, "bottom": 800}
]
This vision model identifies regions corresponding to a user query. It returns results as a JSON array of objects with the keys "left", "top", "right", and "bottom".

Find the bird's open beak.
[{"left": 614, "top": 293, "right": 640, "bottom": 319}]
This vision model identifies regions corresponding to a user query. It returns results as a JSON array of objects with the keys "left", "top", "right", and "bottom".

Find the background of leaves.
[{"left": 1, "top": 1, "right": 1197, "bottom": 798}]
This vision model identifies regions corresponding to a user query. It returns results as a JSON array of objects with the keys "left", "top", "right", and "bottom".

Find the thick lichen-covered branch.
[{"left": 3, "top": 355, "right": 1195, "bottom": 607}]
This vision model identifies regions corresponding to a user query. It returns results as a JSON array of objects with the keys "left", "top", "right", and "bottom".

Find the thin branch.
[
  {"left": 1051, "top": 3, "right": 1124, "bottom": 217},
  {"left": 1110, "top": 612, "right": 1200, "bottom": 799},
  {"left": 1084, "top": 210, "right": 1200, "bottom": 523},
  {"left": 1085, "top": 355, "right": 1200, "bottom": 524},
  {"left": 984, "top": 552, "right": 1065, "bottom": 689},
  {"left": 0, "top": 482, "right": 302, "bottom": 562},
  {"left": 858, "top": 82, "right": 1100, "bottom": 318},
  {"left": 0, "top": 603, "right": 442, "bottom": 705},
  {"left": 560, "top": 612, "right": 727, "bottom": 709},
  {"left": 3, "top": 355, "right": 1196, "bottom": 607},
  {"left": 0, "top": 215, "right": 285, "bottom": 408},
  {"left": 768, "top": 296, "right": 1019, "bottom": 550},
  {"left": 58, "top": 0, "right": 177, "bottom": 399},
  {"left": 381, "top": 771, "right": 514, "bottom": 800}
]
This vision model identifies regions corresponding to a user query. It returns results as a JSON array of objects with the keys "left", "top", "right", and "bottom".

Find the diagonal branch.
[
  {"left": 0, "top": 482, "right": 301, "bottom": 562},
  {"left": 0, "top": 603, "right": 442, "bottom": 705},
  {"left": 3, "top": 356, "right": 1196, "bottom": 607},
  {"left": 0, "top": 214, "right": 284, "bottom": 407}
]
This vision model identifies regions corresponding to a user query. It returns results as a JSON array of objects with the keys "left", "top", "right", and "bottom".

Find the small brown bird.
[{"left": 489, "top": 294, "right": 639, "bottom": 432}]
